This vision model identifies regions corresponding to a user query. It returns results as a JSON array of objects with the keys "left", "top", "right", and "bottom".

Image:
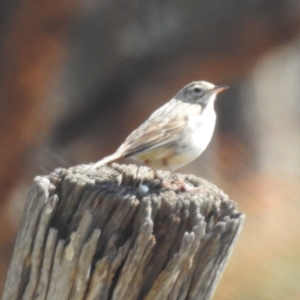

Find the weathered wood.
[
  {"left": 35, "top": 228, "right": 58, "bottom": 300},
  {"left": 3, "top": 164, "right": 244, "bottom": 300},
  {"left": 45, "top": 239, "right": 64, "bottom": 300}
]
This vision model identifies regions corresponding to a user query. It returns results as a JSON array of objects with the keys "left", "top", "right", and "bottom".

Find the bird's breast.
[
  {"left": 178, "top": 105, "right": 216, "bottom": 157},
  {"left": 135, "top": 104, "right": 217, "bottom": 171}
]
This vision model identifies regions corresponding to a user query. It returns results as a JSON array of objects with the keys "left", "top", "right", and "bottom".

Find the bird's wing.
[{"left": 117, "top": 100, "right": 193, "bottom": 158}]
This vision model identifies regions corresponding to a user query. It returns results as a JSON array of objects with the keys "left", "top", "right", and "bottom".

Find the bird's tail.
[{"left": 87, "top": 152, "right": 122, "bottom": 172}]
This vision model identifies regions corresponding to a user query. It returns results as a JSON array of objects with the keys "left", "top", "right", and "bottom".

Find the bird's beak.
[{"left": 212, "top": 85, "right": 229, "bottom": 94}]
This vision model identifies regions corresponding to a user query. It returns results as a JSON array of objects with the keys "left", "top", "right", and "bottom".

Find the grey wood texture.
[{"left": 3, "top": 164, "right": 244, "bottom": 300}]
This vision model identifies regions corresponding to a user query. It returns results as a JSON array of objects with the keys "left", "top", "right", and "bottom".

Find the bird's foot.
[
  {"left": 155, "top": 170, "right": 201, "bottom": 193},
  {"left": 175, "top": 175, "right": 202, "bottom": 193}
]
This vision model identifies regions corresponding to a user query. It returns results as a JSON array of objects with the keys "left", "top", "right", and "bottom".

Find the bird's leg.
[
  {"left": 146, "top": 159, "right": 201, "bottom": 192},
  {"left": 149, "top": 167, "right": 176, "bottom": 189},
  {"left": 152, "top": 169, "right": 170, "bottom": 187},
  {"left": 159, "top": 158, "right": 200, "bottom": 192},
  {"left": 170, "top": 171, "right": 202, "bottom": 192}
]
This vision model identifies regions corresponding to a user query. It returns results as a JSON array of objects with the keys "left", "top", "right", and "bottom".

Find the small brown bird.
[{"left": 88, "top": 81, "right": 228, "bottom": 190}]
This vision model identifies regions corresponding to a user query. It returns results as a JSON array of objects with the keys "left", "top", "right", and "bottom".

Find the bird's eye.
[{"left": 194, "top": 87, "right": 202, "bottom": 93}]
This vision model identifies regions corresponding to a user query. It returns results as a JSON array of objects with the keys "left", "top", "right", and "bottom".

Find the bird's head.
[{"left": 175, "top": 81, "right": 228, "bottom": 107}]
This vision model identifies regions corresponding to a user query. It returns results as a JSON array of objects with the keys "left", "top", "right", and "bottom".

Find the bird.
[{"left": 87, "top": 81, "right": 228, "bottom": 191}]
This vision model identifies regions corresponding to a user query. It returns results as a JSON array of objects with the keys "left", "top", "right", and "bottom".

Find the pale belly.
[
  {"left": 135, "top": 106, "right": 216, "bottom": 171},
  {"left": 169, "top": 107, "right": 216, "bottom": 169}
]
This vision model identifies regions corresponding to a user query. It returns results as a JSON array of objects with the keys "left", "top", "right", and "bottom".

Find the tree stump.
[{"left": 3, "top": 163, "right": 244, "bottom": 300}]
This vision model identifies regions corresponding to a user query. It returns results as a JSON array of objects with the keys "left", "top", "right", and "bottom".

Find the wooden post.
[{"left": 3, "top": 164, "right": 244, "bottom": 300}]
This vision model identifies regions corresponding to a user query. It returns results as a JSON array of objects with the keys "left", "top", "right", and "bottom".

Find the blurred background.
[{"left": 1, "top": 0, "right": 300, "bottom": 299}]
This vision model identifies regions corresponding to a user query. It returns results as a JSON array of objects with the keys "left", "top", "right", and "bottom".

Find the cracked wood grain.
[{"left": 3, "top": 163, "right": 244, "bottom": 300}]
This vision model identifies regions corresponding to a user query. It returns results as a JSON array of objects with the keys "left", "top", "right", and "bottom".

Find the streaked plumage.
[{"left": 88, "top": 81, "right": 228, "bottom": 190}]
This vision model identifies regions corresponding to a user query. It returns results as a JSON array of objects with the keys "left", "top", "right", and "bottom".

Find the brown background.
[{"left": 1, "top": 1, "right": 300, "bottom": 299}]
